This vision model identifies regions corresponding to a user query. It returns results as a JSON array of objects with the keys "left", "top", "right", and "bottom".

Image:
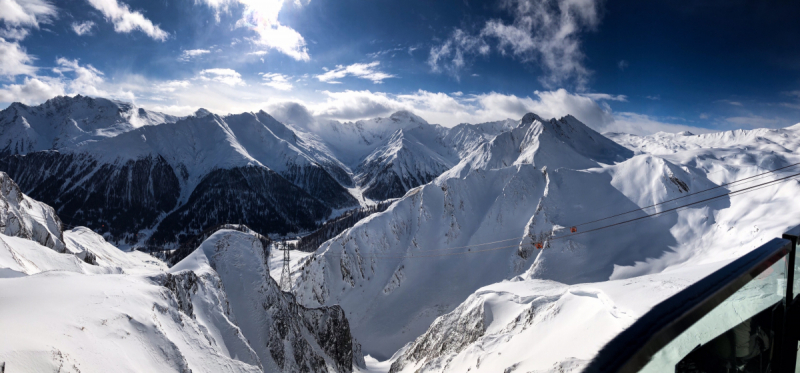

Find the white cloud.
[
  {"left": 197, "top": 68, "right": 245, "bottom": 86},
  {"left": 0, "top": 57, "right": 139, "bottom": 105},
  {"left": 155, "top": 80, "right": 191, "bottom": 92},
  {"left": 580, "top": 93, "right": 627, "bottom": 102},
  {"left": 316, "top": 61, "right": 395, "bottom": 84},
  {"left": 0, "top": 0, "right": 56, "bottom": 40},
  {"left": 428, "top": 29, "right": 489, "bottom": 77},
  {"left": 179, "top": 49, "right": 211, "bottom": 61},
  {"left": 86, "top": 0, "right": 169, "bottom": 41},
  {"left": 618, "top": 60, "right": 629, "bottom": 71},
  {"left": 71, "top": 21, "right": 95, "bottom": 36},
  {"left": 430, "top": 0, "right": 601, "bottom": 88},
  {"left": 265, "top": 101, "right": 315, "bottom": 127},
  {"left": 0, "top": 76, "right": 64, "bottom": 104},
  {"left": 0, "top": 37, "right": 36, "bottom": 77},
  {"left": 53, "top": 58, "right": 110, "bottom": 97},
  {"left": 0, "top": 27, "right": 29, "bottom": 40},
  {"left": 311, "top": 90, "right": 400, "bottom": 120},
  {"left": 260, "top": 72, "right": 292, "bottom": 91},
  {"left": 0, "top": 0, "right": 56, "bottom": 27},
  {"left": 301, "top": 88, "right": 710, "bottom": 137},
  {"left": 197, "top": 0, "right": 309, "bottom": 61}
]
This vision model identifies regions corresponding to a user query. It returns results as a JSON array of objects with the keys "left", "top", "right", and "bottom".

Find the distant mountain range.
[{"left": 0, "top": 95, "right": 513, "bottom": 248}]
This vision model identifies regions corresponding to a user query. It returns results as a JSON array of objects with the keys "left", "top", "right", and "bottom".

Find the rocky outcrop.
[
  {"left": 172, "top": 229, "right": 365, "bottom": 372},
  {"left": 0, "top": 171, "right": 65, "bottom": 252}
]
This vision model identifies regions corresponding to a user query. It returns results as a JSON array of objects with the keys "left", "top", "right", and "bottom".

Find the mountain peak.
[
  {"left": 389, "top": 110, "right": 427, "bottom": 124},
  {"left": 194, "top": 108, "right": 213, "bottom": 118},
  {"left": 520, "top": 112, "right": 545, "bottom": 126}
]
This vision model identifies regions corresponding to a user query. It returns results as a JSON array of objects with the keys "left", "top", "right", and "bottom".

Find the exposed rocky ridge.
[
  {"left": 0, "top": 171, "right": 65, "bottom": 252},
  {"left": 356, "top": 129, "right": 454, "bottom": 201},
  {"left": 171, "top": 229, "right": 365, "bottom": 372}
]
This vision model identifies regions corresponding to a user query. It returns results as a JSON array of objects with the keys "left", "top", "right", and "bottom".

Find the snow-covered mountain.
[
  {"left": 0, "top": 97, "right": 362, "bottom": 246},
  {"left": 0, "top": 97, "right": 509, "bottom": 248},
  {"left": 290, "top": 112, "right": 800, "bottom": 365},
  {"left": 3, "top": 93, "right": 800, "bottom": 372},
  {"left": 0, "top": 171, "right": 365, "bottom": 372},
  {"left": 0, "top": 95, "right": 177, "bottom": 156}
]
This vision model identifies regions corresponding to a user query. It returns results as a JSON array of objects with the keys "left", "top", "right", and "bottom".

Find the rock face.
[
  {"left": 0, "top": 152, "right": 180, "bottom": 244},
  {"left": 0, "top": 171, "right": 65, "bottom": 252},
  {"left": 151, "top": 166, "right": 333, "bottom": 244},
  {"left": 170, "top": 229, "right": 364, "bottom": 372}
]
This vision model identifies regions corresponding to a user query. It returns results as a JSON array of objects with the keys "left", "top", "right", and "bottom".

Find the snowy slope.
[
  {"left": 389, "top": 262, "right": 725, "bottom": 373},
  {"left": 0, "top": 270, "right": 264, "bottom": 373},
  {"left": 292, "top": 113, "right": 800, "bottom": 361},
  {"left": 0, "top": 174, "right": 364, "bottom": 372},
  {"left": 296, "top": 111, "right": 512, "bottom": 201},
  {"left": 63, "top": 227, "right": 168, "bottom": 274},
  {"left": 381, "top": 121, "right": 800, "bottom": 371},
  {"left": 0, "top": 95, "right": 177, "bottom": 155},
  {"left": 355, "top": 129, "right": 455, "bottom": 201}
]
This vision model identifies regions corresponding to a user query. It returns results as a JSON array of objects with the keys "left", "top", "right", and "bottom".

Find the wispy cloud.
[
  {"left": 0, "top": 37, "right": 36, "bottom": 77},
  {"left": 430, "top": 0, "right": 602, "bottom": 88},
  {"left": 86, "top": 0, "right": 169, "bottom": 41},
  {"left": 715, "top": 99, "right": 743, "bottom": 106},
  {"left": 316, "top": 61, "right": 395, "bottom": 84},
  {"left": 367, "top": 46, "right": 407, "bottom": 59},
  {"left": 179, "top": 49, "right": 211, "bottom": 61},
  {"left": 260, "top": 72, "right": 292, "bottom": 91},
  {"left": 428, "top": 29, "right": 489, "bottom": 78},
  {"left": 580, "top": 93, "right": 627, "bottom": 102},
  {"left": 197, "top": 68, "right": 244, "bottom": 86},
  {"left": 617, "top": 60, "right": 629, "bottom": 71},
  {"left": 71, "top": 21, "right": 95, "bottom": 36},
  {"left": 0, "top": 0, "right": 56, "bottom": 28},
  {"left": 0, "top": 0, "right": 57, "bottom": 40}
]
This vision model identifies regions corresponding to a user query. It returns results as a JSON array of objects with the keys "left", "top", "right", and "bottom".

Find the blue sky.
[{"left": 1, "top": 0, "right": 799, "bottom": 133}]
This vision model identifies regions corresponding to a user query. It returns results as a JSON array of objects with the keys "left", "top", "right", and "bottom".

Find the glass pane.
[
  {"left": 639, "top": 256, "right": 787, "bottom": 373},
  {"left": 795, "top": 253, "right": 800, "bottom": 372},
  {"left": 793, "top": 252, "right": 800, "bottom": 299}
]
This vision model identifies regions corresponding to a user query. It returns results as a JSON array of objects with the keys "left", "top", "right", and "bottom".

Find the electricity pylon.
[{"left": 279, "top": 240, "right": 291, "bottom": 292}]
